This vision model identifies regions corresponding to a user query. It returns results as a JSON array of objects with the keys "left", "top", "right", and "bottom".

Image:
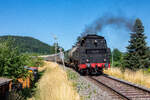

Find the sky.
[{"left": 0, "top": 0, "right": 150, "bottom": 52}]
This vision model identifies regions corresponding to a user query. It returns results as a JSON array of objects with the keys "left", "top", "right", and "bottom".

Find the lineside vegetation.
[
  {"left": 104, "top": 68, "right": 150, "bottom": 88},
  {"left": 0, "top": 39, "right": 44, "bottom": 80},
  {"left": 32, "top": 61, "right": 80, "bottom": 100},
  {"left": 110, "top": 18, "right": 150, "bottom": 72},
  {"left": 105, "top": 18, "right": 150, "bottom": 89}
]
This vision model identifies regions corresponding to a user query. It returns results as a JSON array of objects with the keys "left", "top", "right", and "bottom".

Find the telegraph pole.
[
  {"left": 106, "top": 30, "right": 113, "bottom": 67},
  {"left": 112, "top": 49, "right": 114, "bottom": 67},
  {"left": 54, "top": 37, "right": 57, "bottom": 63}
]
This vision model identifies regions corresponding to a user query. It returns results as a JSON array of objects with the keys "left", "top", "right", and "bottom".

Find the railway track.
[
  {"left": 58, "top": 63, "right": 150, "bottom": 99},
  {"left": 86, "top": 75, "right": 150, "bottom": 100}
]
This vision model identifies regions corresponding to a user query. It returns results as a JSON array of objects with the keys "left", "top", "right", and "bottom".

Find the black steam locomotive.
[{"left": 68, "top": 34, "right": 111, "bottom": 75}]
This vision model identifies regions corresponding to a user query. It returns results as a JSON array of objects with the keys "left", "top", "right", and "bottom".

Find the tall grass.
[
  {"left": 31, "top": 61, "right": 80, "bottom": 100},
  {"left": 104, "top": 68, "right": 150, "bottom": 88}
]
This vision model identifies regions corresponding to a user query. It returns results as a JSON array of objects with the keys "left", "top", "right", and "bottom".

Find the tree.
[
  {"left": 0, "top": 40, "right": 29, "bottom": 80},
  {"left": 112, "top": 48, "right": 122, "bottom": 62},
  {"left": 111, "top": 49, "right": 123, "bottom": 67},
  {"left": 50, "top": 43, "right": 64, "bottom": 54},
  {"left": 124, "top": 18, "right": 150, "bottom": 70}
]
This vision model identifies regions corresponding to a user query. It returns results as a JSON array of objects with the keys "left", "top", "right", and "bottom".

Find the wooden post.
[
  {"left": 9, "top": 81, "right": 12, "bottom": 91},
  {"left": 27, "top": 77, "right": 30, "bottom": 88}
]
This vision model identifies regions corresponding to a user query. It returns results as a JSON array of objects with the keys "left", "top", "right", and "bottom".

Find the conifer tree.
[{"left": 124, "top": 18, "right": 150, "bottom": 70}]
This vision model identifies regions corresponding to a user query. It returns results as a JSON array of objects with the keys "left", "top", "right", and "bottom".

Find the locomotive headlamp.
[
  {"left": 104, "top": 59, "right": 106, "bottom": 62},
  {"left": 94, "top": 40, "right": 98, "bottom": 47},
  {"left": 86, "top": 59, "right": 90, "bottom": 68},
  {"left": 86, "top": 59, "right": 89, "bottom": 62}
]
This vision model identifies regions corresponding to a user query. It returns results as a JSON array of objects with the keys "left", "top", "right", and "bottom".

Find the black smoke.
[{"left": 81, "top": 13, "right": 135, "bottom": 36}]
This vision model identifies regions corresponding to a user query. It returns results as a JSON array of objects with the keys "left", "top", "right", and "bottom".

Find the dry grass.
[
  {"left": 31, "top": 61, "right": 80, "bottom": 100},
  {"left": 104, "top": 67, "right": 150, "bottom": 88}
]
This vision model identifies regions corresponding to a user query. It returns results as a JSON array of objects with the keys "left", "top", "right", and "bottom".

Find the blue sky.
[{"left": 0, "top": 0, "right": 150, "bottom": 52}]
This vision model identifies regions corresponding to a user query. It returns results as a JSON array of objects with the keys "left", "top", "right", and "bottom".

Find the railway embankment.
[{"left": 30, "top": 61, "right": 80, "bottom": 100}]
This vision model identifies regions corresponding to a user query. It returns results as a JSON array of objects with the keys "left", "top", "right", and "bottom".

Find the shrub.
[
  {"left": 0, "top": 40, "right": 29, "bottom": 79},
  {"left": 26, "top": 55, "right": 44, "bottom": 67}
]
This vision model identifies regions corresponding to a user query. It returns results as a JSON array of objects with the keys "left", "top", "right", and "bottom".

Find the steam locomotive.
[{"left": 68, "top": 34, "right": 111, "bottom": 75}]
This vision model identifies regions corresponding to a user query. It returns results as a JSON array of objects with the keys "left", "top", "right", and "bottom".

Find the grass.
[
  {"left": 104, "top": 67, "right": 150, "bottom": 88},
  {"left": 31, "top": 61, "right": 80, "bottom": 100},
  {"left": 67, "top": 69, "right": 78, "bottom": 80}
]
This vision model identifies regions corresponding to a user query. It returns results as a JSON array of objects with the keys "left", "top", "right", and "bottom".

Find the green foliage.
[
  {"left": 26, "top": 55, "right": 44, "bottom": 67},
  {"left": 0, "top": 37, "right": 46, "bottom": 100},
  {"left": 8, "top": 71, "right": 43, "bottom": 100},
  {"left": 113, "top": 61, "right": 122, "bottom": 67},
  {"left": 0, "top": 40, "right": 29, "bottom": 79},
  {"left": 67, "top": 69, "right": 78, "bottom": 80},
  {"left": 123, "top": 18, "right": 150, "bottom": 70},
  {"left": 110, "top": 48, "right": 124, "bottom": 67},
  {"left": 145, "top": 68, "right": 150, "bottom": 73},
  {"left": 112, "top": 49, "right": 122, "bottom": 62},
  {"left": 51, "top": 43, "right": 64, "bottom": 53},
  {"left": 0, "top": 38, "right": 44, "bottom": 80}
]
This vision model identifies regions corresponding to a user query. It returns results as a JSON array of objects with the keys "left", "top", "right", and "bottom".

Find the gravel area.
[
  {"left": 64, "top": 67, "right": 113, "bottom": 100},
  {"left": 77, "top": 75, "right": 113, "bottom": 100}
]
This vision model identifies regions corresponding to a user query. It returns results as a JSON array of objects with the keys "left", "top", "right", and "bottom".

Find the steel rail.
[
  {"left": 103, "top": 74, "right": 150, "bottom": 94},
  {"left": 88, "top": 76, "right": 131, "bottom": 100}
]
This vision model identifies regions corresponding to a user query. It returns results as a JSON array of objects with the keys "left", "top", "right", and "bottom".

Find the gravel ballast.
[{"left": 65, "top": 67, "right": 113, "bottom": 100}]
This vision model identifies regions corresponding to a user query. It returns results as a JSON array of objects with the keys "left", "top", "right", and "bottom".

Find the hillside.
[{"left": 0, "top": 35, "right": 55, "bottom": 54}]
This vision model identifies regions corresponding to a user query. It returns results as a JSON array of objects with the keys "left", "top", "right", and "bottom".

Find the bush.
[
  {"left": 113, "top": 61, "right": 122, "bottom": 67},
  {"left": 0, "top": 38, "right": 44, "bottom": 80},
  {"left": 0, "top": 40, "right": 31, "bottom": 80},
  {"left": 26, "top": 55, "right": 44, "bottom": 67}
]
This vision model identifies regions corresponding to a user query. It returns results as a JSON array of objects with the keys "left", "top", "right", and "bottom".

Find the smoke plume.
[{"left": 81, "top": 13, "right": 134, "bottom": 36}]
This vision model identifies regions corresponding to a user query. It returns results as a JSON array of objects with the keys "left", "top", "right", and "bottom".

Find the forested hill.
[{"left": 0, "top": 35, "right": 55, "bottom": 54}]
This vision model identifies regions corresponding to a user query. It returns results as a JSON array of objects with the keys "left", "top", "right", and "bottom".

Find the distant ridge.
[{"left": 0, "top": 35, "right": 55, "bottom": 54}]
